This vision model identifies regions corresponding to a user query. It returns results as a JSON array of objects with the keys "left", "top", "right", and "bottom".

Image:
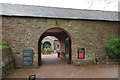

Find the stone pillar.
[
  {"left": 0, "top": 15, "right": 2, "bottom": 79},
  {"left": 61, "top": 38, "right": 65, "bottom": 53},
  {"left": 33, "top": 53, "right": 38, "bottom": 67},
  {"left": 14, "top": 53, "right": 23, "bottom": 68}
]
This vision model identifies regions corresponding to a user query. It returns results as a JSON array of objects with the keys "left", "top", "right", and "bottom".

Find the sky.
[{"left": 0, "top": 0, "right": 120, "bottom": 11}]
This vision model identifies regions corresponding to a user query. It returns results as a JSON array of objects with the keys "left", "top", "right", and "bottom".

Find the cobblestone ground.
[{"left": 6, "top": 54, "right": 118, "bottom": 78}]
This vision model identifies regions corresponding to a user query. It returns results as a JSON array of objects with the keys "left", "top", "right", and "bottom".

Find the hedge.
[{"left": 105, "top": 38, "right": 120, "bottom": 64}]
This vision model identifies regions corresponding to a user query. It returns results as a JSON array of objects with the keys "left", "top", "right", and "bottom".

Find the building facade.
[{"left": 1, "top": 3, "right": 119, "bottom": 68}]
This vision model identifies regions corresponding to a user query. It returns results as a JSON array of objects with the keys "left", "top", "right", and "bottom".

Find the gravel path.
[{"left": 6, "top": 54, "right": 118, "bottom": 78}]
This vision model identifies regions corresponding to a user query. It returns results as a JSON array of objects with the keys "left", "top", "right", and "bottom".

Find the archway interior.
[
  {"left": 38, "top": 28, "right": 71, "bottom": 65},
  {"left": 43, "top": 41, "right": 51, "bottom": 48},
  {"left": 41, "top": 36, "right": 59, "bottom": 54}
]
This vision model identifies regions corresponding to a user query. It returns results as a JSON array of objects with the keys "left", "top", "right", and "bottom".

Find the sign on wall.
[
  {"left": 23, "top": 50, "right": 33, "bottom": 66},
  {"left": 78, "top": 48, "right": 85, "bottom": 59}
]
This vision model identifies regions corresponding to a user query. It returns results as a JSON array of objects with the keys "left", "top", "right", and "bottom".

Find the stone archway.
[
  {"left": 38, "top": 27, "right": 72, "bottom": 65},
  {"left": 43, "top": 41, "right": 51, "bottom": 48}
]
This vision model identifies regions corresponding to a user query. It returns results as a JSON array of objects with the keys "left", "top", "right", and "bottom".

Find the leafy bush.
[
  {"left": 105, "top": 38, "right": 120, "bottom": 64},
  {"left": 44, "top": 48, "right": 52, "bottom": 52},
  {"left": 43, "top": 48, "right": 52, "bottom": 54},
  {"left": 0, "top": 44, "right": 11, "bottom": 50}
]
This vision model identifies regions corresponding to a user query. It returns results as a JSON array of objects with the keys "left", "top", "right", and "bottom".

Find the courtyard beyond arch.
[{"left": 38, "top": 27, "right": 72, "bottom": 65}]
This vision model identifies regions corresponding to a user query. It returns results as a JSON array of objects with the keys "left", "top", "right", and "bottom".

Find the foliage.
[
  {"left": 105, "top": 38, "right": 120, "bottom": 64},
  {"left": 43, "top": 48, "right": 52, "bottom": 52},
  {"left": 0, "top": 44, "right": 11, "bottom": 50},
  {"left": 93, "top": 53, "right": 99, "bottom": 64},
  {"left": 94, "top": 55, "right": 98, "bottom": 63},
  {"left": 43, "top": 48, "right": 52, "bottom": 54},
  {"left": 61, "top": 52, "right": 65, "bottom": 55},
  {"left": 54, "top": 44, "right": 56, "bottom": 50},
  {"left": 43, "top": 42, "right": 51, "bottom": 48}
]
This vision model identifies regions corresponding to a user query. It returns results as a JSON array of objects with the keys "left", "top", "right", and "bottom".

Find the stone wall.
[
  {"left": 2, "top": 16, "right": 119, "bottom": 67},
  {"left": 2, "top": 48, "right": 15, "bottom": 78},
  {"left": 54, "top": 40, "right": 61, "bottom": 51},
  {"left": 118, "top": 22, "right": 120, "bottom": 38}
]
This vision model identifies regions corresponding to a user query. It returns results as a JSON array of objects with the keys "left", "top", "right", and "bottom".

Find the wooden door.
[{"left": 65, "top": 37, "right": 71, "bottom": 64}]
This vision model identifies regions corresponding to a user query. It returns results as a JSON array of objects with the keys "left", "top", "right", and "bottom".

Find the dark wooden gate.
[
  {"left": 38, "top": 42, "right": 42, "bottom": 66},
  {"left": 65, "top": 37, "right": 71, "bottom": 64}
]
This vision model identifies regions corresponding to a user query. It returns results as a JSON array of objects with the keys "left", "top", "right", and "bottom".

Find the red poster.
[{"left": 79, "top": 53, "right": 85, "bottom": 58}]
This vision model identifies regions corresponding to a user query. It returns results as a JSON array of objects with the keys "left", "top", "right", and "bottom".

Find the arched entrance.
[
  {"left": 38, "top": 27, "right": 72, "bottom": 65},
  {"left": 43, "top": 41, "right": 51, "bottom": 49}
]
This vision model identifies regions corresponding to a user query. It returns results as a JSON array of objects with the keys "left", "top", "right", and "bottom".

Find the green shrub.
[
  {"left": 105, "top": 38, "right": 120, "bottom": 64},
  {"left": 47, "top": 48, "right": 52, "bottom": 52},
  {"left": 43, "top": 48, "right": 52, "bottom": 52},
  {"left": 0, "top": 44, "right": 11, "bottom": 50}
]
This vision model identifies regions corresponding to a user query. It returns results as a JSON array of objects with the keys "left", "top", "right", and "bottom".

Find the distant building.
[{"left": 54, "top": 40, "right": 61, "bottom": 52}]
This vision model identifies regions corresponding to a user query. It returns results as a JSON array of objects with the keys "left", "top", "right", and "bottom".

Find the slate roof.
[{"left": 0, "top": 3, "right": 119, "bottom": 21}]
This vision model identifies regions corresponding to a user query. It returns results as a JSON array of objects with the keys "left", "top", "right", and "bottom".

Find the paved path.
[{"left": 6, "top": 54, "right": 118, "bottom": 78}]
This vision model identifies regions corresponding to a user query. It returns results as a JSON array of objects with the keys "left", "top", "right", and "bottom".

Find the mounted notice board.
[
  {"left": 78, "top": 48, "right": 85, "bottom": 59},
  {"left": 23, "top": 50, "right": 33, "bottom": 66}
]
